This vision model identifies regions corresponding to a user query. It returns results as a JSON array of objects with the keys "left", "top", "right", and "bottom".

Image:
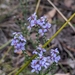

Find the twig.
[
  {"left": 15, "top": 54, "right": 36, "bottom": 75},
  {"left": 35, "top": 0, "right": 41, "bottom": 13},
  {"left": 0, "top": 46, "right": 12, "bottom": 64},
  {"left": 8, "top": 68, "right": 18, "bottom": 75},
  {"left": 47, "top": 0, "right": 75, "bottom": 32},
  {"left": 63, "top": 45, "right": 75, "bottom": 60},
  {"left": 42, "top": 13, "right": 75, "bottom": 48},
  {"left": 59, "top": 63, "right": 67, "bottom": 73},
  {"left": 0, "top": 40, "right": 11, "bottom": 50}
]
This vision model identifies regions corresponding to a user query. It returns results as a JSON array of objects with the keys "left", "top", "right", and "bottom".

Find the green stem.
[
  {"left": 0, "top": 40, "right": 11, "bottom": 50},
  {"left": 15, "top": 54, "right": 36, "bottom": 75},
  {"left": 0, "top": 46, "right": 12, "bottom": 64},
  {"left": 59, "top": 63, "right": 67, "bottom": 73},
  {"left": 35, "top": 0, "right": 41, "bottom": 13},
  {"left": 42, "top": 13, "right": 75, "bottom": 48},
  {"left": 8, "top": 68, "right": 19, "bottom": 75}
]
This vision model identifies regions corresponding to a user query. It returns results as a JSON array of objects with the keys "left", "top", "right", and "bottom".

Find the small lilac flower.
[
  {"left": 54, "top": 56, "right": 60, "bottom": 63},
  {"left": 28, "top": 12, "right": 37, "bottom": 21},
  {"left": 18, "top": 35, "right": 26, "bottom": 42},
  {"left": 27, "top": 13, "right": 37, "bottom": 30},
  {"left": 11, "top": 39, "right": 19, "bottom": 46},
  {"left": 46, "top": 56, "right": 53, "bottom": 64},
  {"left": 38, "top": 28, "right": 47, "bottom": 36},
  {"left": 39, "top": 56, "right": 50, "bottom": 69},
  {"left": 33, "top": 47, "right": 46, "bottom": 56},
  {"left": 37, "top": 47, "right": 46, "bottom": 54},
  {"left": 27, "top": 20, "right": 37, "bottom": 30},
  {"left": 31, "top": 59, "right": 41, "bottom": 73},
  {"left": 50, "top": 48, "right": 60, "bottom": 63},
  {"left": 42, "top": 22, "right": 51, "bottom": 29},
  {"left": 13, "top": 32, "right": 21, "bottom": 39},
  {"left": 38, "top": 22, "right": 51, "bottom": 36},
  {"left": 50, "top": 48, "right": 59, "bottom": 56},
  {"left": 15, "top": 42, "right": 25, "bottom": 49},
  {"left": 33, "top": 50, "right": 38, "bottom": 55},
  {"left": 50, "top": 55, "right": 60, "bottom": 63},
  {"left": 13, "top": 32, "right": 19, "bottom": 35},
  {"left": 37, "top": 16, "right": 47, "bottom": 26},
  {"left": 11, "top": 32, "right": 26, "bottom": 53}
]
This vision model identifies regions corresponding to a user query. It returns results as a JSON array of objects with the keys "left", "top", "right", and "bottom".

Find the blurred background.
[{"left": 0, "top": 0, "right": 75, "bottom": 75}]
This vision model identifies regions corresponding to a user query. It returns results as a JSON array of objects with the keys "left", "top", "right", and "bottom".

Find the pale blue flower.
[
  {"left": 11, "top": 39, "right": 19, "bottom": 46},
  {"left": 11, "top": 32, "right": 26, "bottom": 53},
  {"left": 50, "top": 48, "right": 60, "bottom": 63},
  {"left": 31, "top": 59, "right": 41, "bottom": 73},
  {"left": 28, "top": 12, "right": 37, "bottom": 21},
  {"left": 39, "top": 56, "right": 50, "bottom": 69},
  {"left": 50, "top": 48, "right": 59, "bottom": 56},
  {"left": 42, "top": 22, "right": 51, "bottom": 29},
  {"left": 18, "top": 35, "right": 26, "bottom": 42},
  {"left": 37, "top": 47, "right": 46, "bottom": 55},
  {"left": 54, "top": 56, "right": 61, "bottom": 63},
  {"left": 33, "top": 47, "right": 46, "bottom": 56},
  {"left": 38, "top": 28, "right": 47, "bottom": 36},
  {"left": 37, "top": 16, "right": 46, "bottom": 26},
  {"left": 27, "top": 12, "right": 37, "bottom": 30}
]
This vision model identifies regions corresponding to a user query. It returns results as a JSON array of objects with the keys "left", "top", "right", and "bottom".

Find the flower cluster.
[
  {"left": 37, "top": 16, "right": 51, "bottom": 36},
  {"left": 50, "top": 48, "right": 60, "bottom": 63},
  {"left": 31, "top": 56, "right": 50, "bottom": 73},
  {"left": 11, "top": 32, "right": 26, "bottom": 53},
  {"left": 31, "top": 47, "right": 60, "bottom": 73},
  {"left": 27, "top": 13, "right": 51, "bottom": 36}
]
